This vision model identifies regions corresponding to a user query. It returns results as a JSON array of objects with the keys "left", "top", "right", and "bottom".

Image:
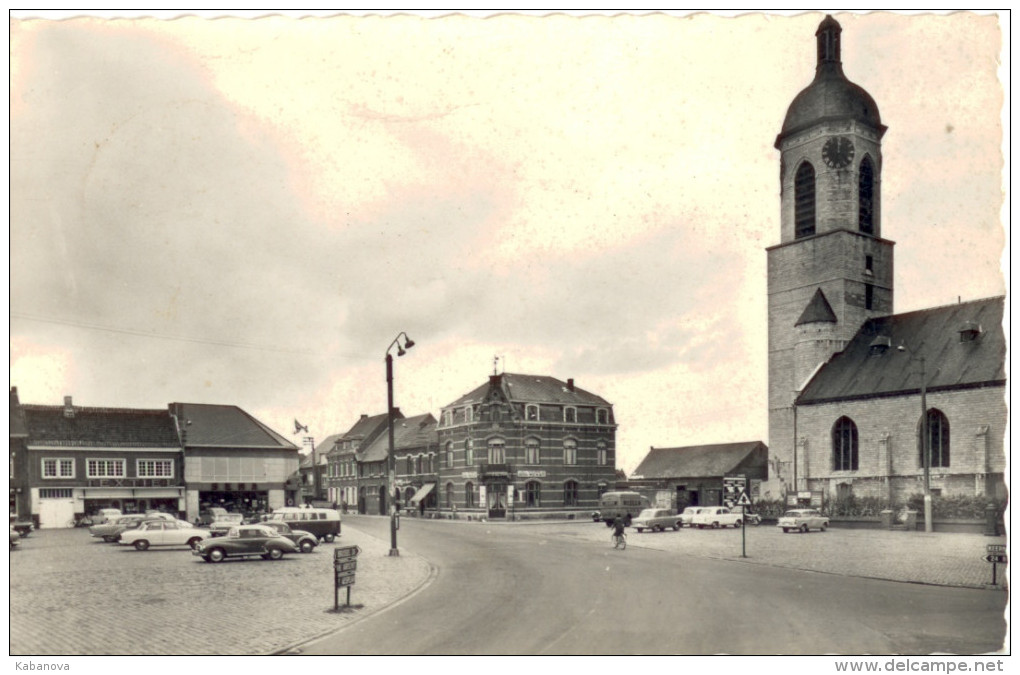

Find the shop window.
[
  {"left": 525, "top": 481, "right": 542, "bottom": 507},
  {"left": 563, "top": 480, "right": 579, "bottom": 506}
]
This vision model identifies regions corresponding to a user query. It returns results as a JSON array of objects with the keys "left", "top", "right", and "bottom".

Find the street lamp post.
[
  {"left": 898, "top": 343, "right": 932, "bottom": 533},
  {"left": 385, "top": 332, "right": 415, "bottom": 556}
]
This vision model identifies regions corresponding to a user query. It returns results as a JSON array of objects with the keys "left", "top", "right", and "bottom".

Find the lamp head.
[
  {"left": 397, "top": 345, "right": 406, "bottom": 357},
  {"left": 403, "top": 337, "right": 415, "bottom": 350}
]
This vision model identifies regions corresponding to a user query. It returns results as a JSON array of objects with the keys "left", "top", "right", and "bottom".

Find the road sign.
[
  {"left": 335, "top": 560, "right": 357, "bottom": 572},
  {"left": 736, "top": 491, "right": 751, "bottom": 506},
  {"left": 334, "top": 545, "right": 360, "bottom": 561},
  {"left": 335, "top": 572, "right": 356, "bottom": 586},
  {"left": 984, "top": 554, "right": 1007, "bottom": 564},
  {"left": 987, "top": 544, "right": 1006, "bottom": 553}
]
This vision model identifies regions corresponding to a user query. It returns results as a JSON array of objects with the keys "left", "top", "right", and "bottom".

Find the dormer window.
[
  {"left": 959, "top": 321, "right": 982, "bottom": 342},
  {"left": 596, "top": 408, "right": 608, "bottom": 425},
  {"left": 563, "top": 407, "right": 577, "bottom": 423},
  {"left": 526, "top": 404, "right": 539, "bottom": 421},
  {"left": 868, "top": 335, "right": 891, "bottom": 355}
]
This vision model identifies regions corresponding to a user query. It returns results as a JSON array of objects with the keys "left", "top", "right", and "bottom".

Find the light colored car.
[
  {"left": 692, "top": 506, "right": 742, "bottom": 529},
  {"left": 118, "top": 519, "right": 205, "bottom": 551},
  {"left": 679, "top": 507, "right": 704, "bottom": 528},
  {"left": 95, "top": 508, "right": 123, "bottom": 524},
  {"left": 777, "top": 509, "right": 829, "bottom": 533},
  {"left": 204, "top": 513, "right": 246, "bottom": 537},
  {"left": 90, "top": 514, "right": 148, "bottom": 542},
  {"left": 192, "top": 525, "right": 299, "bottom": 562},
  {"left": 728, "top": 504, "right": 762, "bottom": 526},
  {"left": 632, "top": 508, "right": 681, "bottom": 533}
]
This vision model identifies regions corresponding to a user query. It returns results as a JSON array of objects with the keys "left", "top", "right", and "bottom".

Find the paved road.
[{"left": 297, "top": 517, "right": 1007, "bottom": 655}]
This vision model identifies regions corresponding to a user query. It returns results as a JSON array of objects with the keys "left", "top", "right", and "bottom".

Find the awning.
[{"left": 410, "top": 483, "right": 435, "bottom": 504}]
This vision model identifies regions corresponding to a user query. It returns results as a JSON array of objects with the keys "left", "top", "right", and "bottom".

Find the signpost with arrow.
[{"left": 737, "top": 490, "right": 752, "bottom": 558}]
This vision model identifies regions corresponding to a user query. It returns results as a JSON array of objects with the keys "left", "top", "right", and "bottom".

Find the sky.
[{"left": 8, "top": 11, "right": 1007, "bottom": 475}]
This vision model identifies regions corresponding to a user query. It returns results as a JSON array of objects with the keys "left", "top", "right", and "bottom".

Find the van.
[
  {"left": 267, "top": 507, "right": 342, "bottom": 542},
  {"left": 595, "top": 491, "right": 651, "bottom": 527}
]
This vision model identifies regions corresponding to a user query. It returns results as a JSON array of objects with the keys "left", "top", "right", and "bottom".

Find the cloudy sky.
[{"left": 9, "top": 11, "right": 1006, "bottom": 474}]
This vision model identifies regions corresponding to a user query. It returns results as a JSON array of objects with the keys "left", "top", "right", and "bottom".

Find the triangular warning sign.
[{"left": 737, "top": 491, "right": 752, "bottom": 506}]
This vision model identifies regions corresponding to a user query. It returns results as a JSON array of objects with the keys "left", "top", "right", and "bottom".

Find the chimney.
[
  {"left": 63, "top": 395, "right": 75, "bottom": 418},
  {"left": 567, "top": 378, "right": 575, "bottom": 392},
  {"left": 360, "top": 414, "right": 368, "bottom": 420},
  {"left": 489, "top": 374, "right": 502, "bottom": 387}
]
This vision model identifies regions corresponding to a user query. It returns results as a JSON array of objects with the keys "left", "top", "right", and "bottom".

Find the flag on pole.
[{"left": 294, "top": 419, "right": 308, "bottom": 434}]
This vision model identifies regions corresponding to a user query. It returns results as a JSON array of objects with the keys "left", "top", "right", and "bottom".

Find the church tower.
[{"left": 766, "top": 16, "right": 895, "bottom": 494}]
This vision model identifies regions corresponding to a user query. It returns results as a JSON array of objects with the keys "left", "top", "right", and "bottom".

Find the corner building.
[{"left": 436, "top": 373, "right": 617, "bottom": 519}]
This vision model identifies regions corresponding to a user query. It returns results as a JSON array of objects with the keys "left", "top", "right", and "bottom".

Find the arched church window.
[
  {"left": 832, "top": 416, "right": 859, "bottom": 471},
  {"left": 859, "top": 156, "right": 875, "bottom": 234},
  {"left": 920, "top": 409, "right": 950, "bottom": 468},
  {"left": 795, "top": 162, "right": 816, "bottom": 238}
]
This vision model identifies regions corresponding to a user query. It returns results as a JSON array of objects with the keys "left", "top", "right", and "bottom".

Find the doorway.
[{"left": 487, "top": 483, "right": 507, "bottom": 519}]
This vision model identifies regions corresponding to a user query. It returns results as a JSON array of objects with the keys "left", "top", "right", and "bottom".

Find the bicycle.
[
  {"left": 612, "top": 532, "right": 626, "bottom": 550},
  {"left": 67, "top": 514, "right": 95, "bottom": 528}
]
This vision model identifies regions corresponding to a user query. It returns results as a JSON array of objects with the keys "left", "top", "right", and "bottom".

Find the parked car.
[
  {"left": 94, "top": 508, "right": 123, "bottom": 524},
  {"left": 10, "top": 527, "right": 20, "bottom": 549},
  {"left": 90, "top": 514, "right": 149, "bottom": 542},
  {"left": 265, "top": 507, "right": 341, "bottom": 542},
  {"left": 204, "top": 514, "right": 246, "bottom": 537},
  {"left": 777, "top": 509, "right": 829, "bottom": 533},
  {"left": 258, "top": 520, "right": 318, "bottom": 553},
  {"left": 192, "top": 525, "right": 299, "bottom": 562},
  {"left": 632, "top": 508, "right": 682, "bottom": 533},
  {"left": 692, "top": 506, "right": 742, "bottom": 529},
  {"left": 679, "top": 507, "right": 704, "bottom": 528},
  {"left": 728, "top": 504, "right": 762, "bottom": 526},
  {"left": 198, "top": 507, "right": 232, "bottom": 526},
  {"left": 118, "top": 519, "right": 205, "bottom": 551}
]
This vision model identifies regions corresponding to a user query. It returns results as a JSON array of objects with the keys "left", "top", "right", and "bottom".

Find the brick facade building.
[{"left": 435, "top": 373, "right": 617, "bottom": 519}]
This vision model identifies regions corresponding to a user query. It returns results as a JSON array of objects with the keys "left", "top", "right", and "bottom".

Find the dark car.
[
  {"left": 89, "top": 514, "right": 148, "bottom": 542},
  {"left": 258, "top": 520, "right": 318, "bottom": 553},
  {"left": 192, "top": 525, "right": 298, "bottom": 562}
]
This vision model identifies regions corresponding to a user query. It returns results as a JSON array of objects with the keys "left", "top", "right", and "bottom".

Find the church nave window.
[{"left": 832, "top": 416, "right": 859, "bottom": 471}]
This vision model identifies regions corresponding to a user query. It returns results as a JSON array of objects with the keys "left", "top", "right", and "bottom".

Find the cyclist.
[{"left": 612, "top": 515, "right": 626, "bottom": 547}]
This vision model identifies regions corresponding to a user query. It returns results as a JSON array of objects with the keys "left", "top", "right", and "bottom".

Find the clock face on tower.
[{"left": 822, "top": 136, "right": 855, "bottom": 168}]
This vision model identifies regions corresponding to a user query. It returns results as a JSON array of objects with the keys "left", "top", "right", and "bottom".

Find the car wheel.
[
  {"left": 800, "top": 524, "right": 809, "bottom": 533},
  {"left": 636, "top": 527, "right": 643, "bottom": 533},
  {"left": 267, "top": 547, "right": 284, "bottom": 560},
  {"left": 207, "top": 548, "right": 225, "bottom": 563},
  {"left": 712, "top": 522, "right": 720, "bottom": 529},
  {"left": 605, "top": 521, "right": 614, "bottom": 528},
  {"left": 134, "top": 540, "right": 150, "bottom": 551},
  {"left": 821, "top": 523, "right": 828, "bottom": 532},
  {"left": 673, "top": 524, "right": 680, "bottom": 531},
  {"left": 187, "top": 537, "right": 202, "bottom": 549},
  {"left": 102, "top": 536, "right": 114, "bottom": 543},
  {"left": 323, "top": 534, "right": 335, "bottom": 543},
  {"left": 300, "top": 540, "right": 315, "bottom": 553},
  {"left": 783, "top": 527, "right": 789, "bottom": 533},
  {"left": 734, "top": 519, "right": 742, "bottom": 528}
]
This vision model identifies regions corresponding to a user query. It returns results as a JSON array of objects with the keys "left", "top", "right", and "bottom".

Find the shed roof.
[{"left": 631, "top": 442, "right": 767, "bottom": 479}]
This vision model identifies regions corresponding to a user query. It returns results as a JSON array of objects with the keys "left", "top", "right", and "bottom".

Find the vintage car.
[
  {"left": 691, "top": 506, "right": 742, "bottom": 529},
  {"left": 118, "top": 519, "right": 204, "bottom": 550},
  {"left": 258, "top": 520, "right": 318, "bottom": 553},
  {"left": 631, "top": 508, "right": 682, "bottom": 533},
  {"left": 204, "top": 513, "right": 247, "bottom": 537},
  {"left": 728, "top": 504, "right": 762, "bottom": 526},
  {"left": 95, "top": 508, "right": 123, "bottom": 524},
  {"left": 679, "top": 507, "right": 704, "bottom": 528},
  {"left": 90, "top": 514, "right": 149, "bottom": 542},
  {"left": 10, "top": 526, "right": 20, "bottom": 549},
  {"left": 192, "top": 525, "right": 299, "bottom": 562},
  {"left": 777, "top": 509, "right": 829, "bottom": 533}
]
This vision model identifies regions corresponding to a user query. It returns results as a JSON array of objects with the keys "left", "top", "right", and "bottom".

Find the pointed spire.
[{"left": 795, "top": 288, "right": 838, "bottom": 326}]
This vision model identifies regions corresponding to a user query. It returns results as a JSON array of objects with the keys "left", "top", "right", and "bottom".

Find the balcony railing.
[{"left": 478, "top": 463, "right": 511, "bottom": 478}]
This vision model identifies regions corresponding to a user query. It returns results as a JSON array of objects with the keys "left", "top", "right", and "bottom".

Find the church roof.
[
  {"left": 631, "top": 442, "right": 767, "bottom": 479},
  {"left": 776, "top": 15, "right": 885, "bottom": 146},
  {"left": 796, "top": 288, "right": 838, "bottom": 325},
  {"left": 797, "top": 296, "right": 1006, "bottom": 404}
]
